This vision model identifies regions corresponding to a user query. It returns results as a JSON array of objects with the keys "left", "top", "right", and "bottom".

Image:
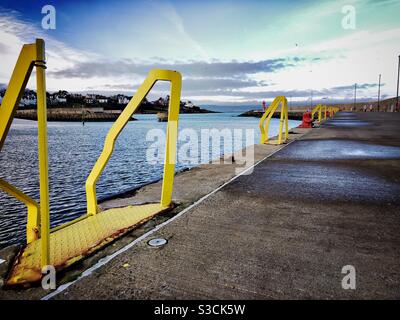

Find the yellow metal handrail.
[
  {"left": 311, "top": 104, "right": 323, "bottom": 122},
  {"left": 0, "top": 179, "right": 39, "bottom": 243},
  {"left": 331, "top": 107, "right": 339, "bottom": 115},
  {"left": 0, "top": 40, "right": 183, "bottom": 273},
  {"left": 85, "top": 69, "right": 182, "bottom": 215},
  {"left": 312, "top": 105, "right": 339, "bottom": 122},
  {"left": 0, "top": 39, "right": 50, "bottom": 266},
  {"left": 259, "top": 96, "right": 288, "bottom": 145}
]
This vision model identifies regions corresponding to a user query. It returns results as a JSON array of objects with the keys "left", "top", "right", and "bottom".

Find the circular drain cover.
[{"left": 148, "top": 238, "right": 167, "bottom": 247}]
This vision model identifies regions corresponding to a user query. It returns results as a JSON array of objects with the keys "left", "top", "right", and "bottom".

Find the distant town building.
[
  {"left": 0, "top": 86, "right": 200, "bottom": 113},
  {"left": 69, "top": 93, "right": 83, "bottom": 98},
  {"left": 115, "top": 94, "right": 129, "bottom": 105},
  {"left": 49, "top": 90, "right": 68, "bottom": 105},
  {"left": 84, "top": 94, "right": 96, "bottom": 104},
  {"left": 83, "top": 94, "right": 108, "bottom": 104},
  {"left": 185, "top": 101, "right": 194, "bottom": 108},
  {"left": 20, "top": 90, "right": 37, "bottom": 107},
  {"left": 68, "top": 93, "right": 83, "bottom": 100},
  {"left": 96, "top": 95, "right": 108, "bottom": 104},
  {"left": 20, "top": 97, "right": 37, "bottom": 106},
  {"left": 55, "top": 96, "right": 67, "bottom": 103}
]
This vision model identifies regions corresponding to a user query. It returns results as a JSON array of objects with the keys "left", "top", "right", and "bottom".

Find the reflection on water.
[{"left": 0, "top": 113, "right": 300, "bottom": 247}]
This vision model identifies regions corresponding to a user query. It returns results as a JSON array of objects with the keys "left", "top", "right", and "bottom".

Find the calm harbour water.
[{"left": 0, "top": 112, "right": 300, "bottom": 248}]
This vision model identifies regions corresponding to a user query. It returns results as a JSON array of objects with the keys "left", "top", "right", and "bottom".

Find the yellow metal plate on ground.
[{"left": 6, "top": 203, "right": 167, "bottom": 286}]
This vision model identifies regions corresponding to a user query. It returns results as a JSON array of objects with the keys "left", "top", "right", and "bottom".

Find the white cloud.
[
  {"left": 1, "top": 6, "right": 398, "bottom": 105},
  {"left": 149, "top": 0, "right": 209, "bottom": 61},
  {"left": 0, "top": 11, "right": 98, "bottom": 90}
]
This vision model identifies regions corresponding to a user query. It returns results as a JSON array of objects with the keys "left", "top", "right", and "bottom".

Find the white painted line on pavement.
[{"left": 42, "top": 138, "right": 300, "bottom": 300}]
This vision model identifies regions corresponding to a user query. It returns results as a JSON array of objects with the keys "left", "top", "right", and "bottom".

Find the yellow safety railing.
[
  {"left": 311, "top": 104, "right": 323, "bottom": 122},
  {"left": 312, "top": 105, "right": 339, "bottom": 122},
  {"left": 0, "top": 38, "right": 184, "bottom": 274},
  {"left": 0, "top": 179, "right": 40, "bottom": 243},
  {"left": 0, "top": 39, "right": 50, "bottom": 266},
  {"left": 85, "top": 69, "right": 182, "bottom": 215},
  {"left": 259, "top": 96, "right": 288, "bottom": 145},
  {"left": 330, "top": 107, "right": 339, "bottom": 115},
  {"left": 1, "top": 39, "right": 183, "bottom": 273}
]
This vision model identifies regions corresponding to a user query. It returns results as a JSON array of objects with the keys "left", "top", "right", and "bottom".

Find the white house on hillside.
[
  {"left": 84, "top": 94, "right": 96, "bottom": 104},
  {"left": 49, "top": 91, "right": 67, "bottom": 104},
  {"left": 185, "top": 101, "right": 194, "bottom": 108},
  {"left": 97, "top": 96, "right": 108, "bottom": 104},
  {"left": 117, "top": 95, "right": 129, "bottom": 104},
  {"left": 20, "top": 92, "right": 37, "bottom": 107}
]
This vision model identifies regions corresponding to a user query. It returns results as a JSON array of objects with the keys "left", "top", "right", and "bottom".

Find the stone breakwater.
[
  {"left": 15, "top": 106, "right": 218, "bottom": 122},
  {"left": 16, "top": 108, "right": 133, "bottom": 122},
  {"left": 238, "top": 109, "right": 305, "bottom": 120}
]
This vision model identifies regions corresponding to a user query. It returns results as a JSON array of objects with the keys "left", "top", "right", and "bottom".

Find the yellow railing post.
[
  {"left": 160, "top": 72, "right": 181, "bottom": 207},
  {"left": 312, "top": 104, "right": 327, "bottom": 122},
  {"left": 311, "top": 105, "right": 318, "bottom": 122},
  {"left": 86, "top": 69, "right": 182, "bottom": 215},
  {"left": 0, "top": 39, "right": 50, "bottom": 266},
  {"left": 277, "top": 104, "right": 284, "bottom": 144},
  {"left": 259, "top": 96, "right": 288, "bottom": 145},
  {"left": 259, "top": 102, "right": 275, "bottom": 144},
  {"left": 35, "top": 39, "right": 50, "bottom": 267},
  {"left": 0, "top": 47, "right": 35, "bottom": 149},
  {"left": 318, "top": 105, "right": 322, "bottom": 122},
  {"left": 284, "top": 101, "right": 289, "bottom": 141}
]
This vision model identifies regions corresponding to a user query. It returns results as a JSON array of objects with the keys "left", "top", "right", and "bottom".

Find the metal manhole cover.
[{"left": 148, "top": 238, "right": 167, "bottom": 247}]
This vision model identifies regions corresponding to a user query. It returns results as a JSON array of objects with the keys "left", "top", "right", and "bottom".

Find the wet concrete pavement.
[{"left": 50, "top": 112, "right": 400, "bottom": 299}]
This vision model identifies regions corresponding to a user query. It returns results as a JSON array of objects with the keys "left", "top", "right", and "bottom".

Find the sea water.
[{"left": 0, "top": 112, "right": 300, "bottom": 247}]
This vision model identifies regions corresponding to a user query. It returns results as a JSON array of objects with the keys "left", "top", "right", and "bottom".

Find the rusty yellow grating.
[{"left": 6, "top": 203, "right": 168, "bottom": 286}]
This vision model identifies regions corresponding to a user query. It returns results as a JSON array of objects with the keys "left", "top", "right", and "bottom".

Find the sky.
[{"left": 0, "top": 0, "right": 399, "bottom": 106}]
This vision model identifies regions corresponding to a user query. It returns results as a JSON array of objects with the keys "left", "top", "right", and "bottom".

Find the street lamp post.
[
  {"left": 396, "top": 55, "right": 400, "bottom": 112},
  {"left": 378, "top": 74, "right": 381, "bottom": 112}
]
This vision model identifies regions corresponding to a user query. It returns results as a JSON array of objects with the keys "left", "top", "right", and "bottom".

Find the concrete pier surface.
[
  {"left": 1, "top": 112, "right": 399, "bottom": 300},
  {"left": 45, "top": 111, "right": 399, "bottom": 300}
]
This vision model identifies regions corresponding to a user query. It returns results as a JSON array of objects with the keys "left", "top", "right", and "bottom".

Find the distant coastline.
[
  {"left": 0, "top": 88, "right": 217, "bottom": 122},
  {"left": 15, "top": 104, "right": 217, "bottom": 122}
]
